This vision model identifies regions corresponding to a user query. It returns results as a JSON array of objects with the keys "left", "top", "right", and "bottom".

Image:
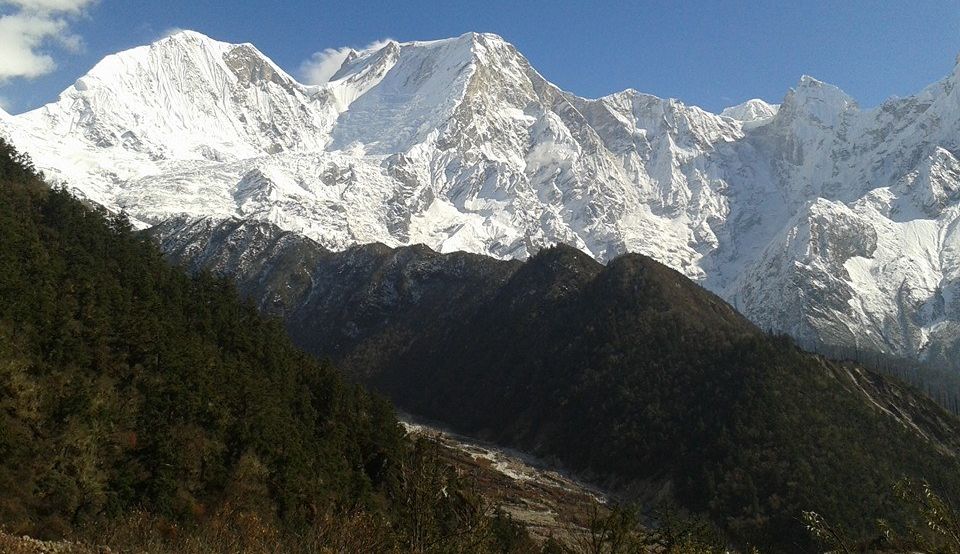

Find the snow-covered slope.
[
  {"left": 720, "top": 99, "right": 779, "bottom": 122},
  {"left": 4, "top": 30, "right": 960, "bottom": 368}
]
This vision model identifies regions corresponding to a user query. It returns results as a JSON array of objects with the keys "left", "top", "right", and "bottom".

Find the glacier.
[{"left": 3, "top": 29, "right": 960, "bottom": 368}]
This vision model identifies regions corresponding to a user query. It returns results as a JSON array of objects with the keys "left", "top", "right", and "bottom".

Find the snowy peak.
[
  {"left": 325, "top": 33, "right": 486, "bottom": 152},
  {"left": 223, "top": 43, "right": 300, "bottom": 90},
  {"left": 793, "top": 75, "right": 856, "bottom": 105},
  {"left": 328, "top": 32, "right": 511, "bottom": 91},
  {"left": 329, "top": 40, "right": 400, "bottom": 82},
  {"left": 721, "top": 99, "right": 779, "bottom": 122},
  {"left": 322, "top": 31, "right": 560, "bottom": 154},
  {"left": 896, "top": 146, "right": 960, "bottom": 216},
  {"left": 6, "top": 31, "right": 960, "bottom": 371},
  {"left": 588, "top": 88, "right": 743, "bottom": 160},
  {"left": 779, "top": 75, "right": 857, "bottom": 127},
  {"left": 16, "top": 29, "right": 331, "bottom": 161},
  {"left": 79, "top": 30, "right": 299, "bottom": 94}
]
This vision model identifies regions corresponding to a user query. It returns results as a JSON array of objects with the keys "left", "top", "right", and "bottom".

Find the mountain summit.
[
  {"left": 720, "top": 98, "right": 779, "bottom": 122},
  {"left": 4, "top": 30, "right": 960, "bottom": 369}
]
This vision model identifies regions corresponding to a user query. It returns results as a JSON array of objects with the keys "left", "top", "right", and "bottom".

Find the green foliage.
[
  {"left": 0, "top": 137, "right": 404, "bottom": 536},
  {"left": 573, "top": 504, "right": 726, "bottom": 553},
  {"left": 0, "top": 138, "right": 41, "bottom": 183},
  {"left": 807, "top": 478, "right": 960, "bottom": 553},
  {"left": 0, "top": 139, "right": 549, "bottom": 552},
  {"left": 890, "top": 478, "right": 960, "bottom": 551}
]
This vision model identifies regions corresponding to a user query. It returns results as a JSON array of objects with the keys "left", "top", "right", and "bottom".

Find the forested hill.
[
  {"left": 0, "top": 139, "right": 546, "bottom": 553},
  {"left": 154, "top": 214, "right": 960, "bottom": 552}
]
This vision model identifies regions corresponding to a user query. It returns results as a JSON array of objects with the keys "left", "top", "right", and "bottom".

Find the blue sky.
[{"left": 1, "top": 0, "right": 959, "bottom": 114}]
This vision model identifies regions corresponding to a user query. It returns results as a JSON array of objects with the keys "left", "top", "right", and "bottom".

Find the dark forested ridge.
[
  {"left": 154, "top": 215, "right": 960, "bottom": 552},
  {"left": 0, "top": 140, "right": 558, "bottom": 553}
]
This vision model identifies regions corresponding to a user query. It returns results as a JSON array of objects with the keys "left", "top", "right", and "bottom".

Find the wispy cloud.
[
  {"left": 299, "top": 38, "right": 393, "bottom": 85},
  {"left": 5, "top": 0, "right": 91, "bottom": 12},
  {"left": 0, "top": 0, "right": 96, "bottom": 82},
  {"left": 158, "top": 26, "right": 185, "bottom": 39}
]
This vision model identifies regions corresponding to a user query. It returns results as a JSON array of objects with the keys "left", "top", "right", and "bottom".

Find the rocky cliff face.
[{"left": 5, "top": 30, "right": 960, "bottom": 367}]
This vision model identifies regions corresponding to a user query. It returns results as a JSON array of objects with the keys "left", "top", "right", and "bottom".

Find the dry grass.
[{"left": 0, "top": 531, "right": 105, "bottom": 554}]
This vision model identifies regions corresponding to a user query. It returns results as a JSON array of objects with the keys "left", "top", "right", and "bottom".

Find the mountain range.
[{"left": 2, "top": 30, "right": 960, "bottom": 371}]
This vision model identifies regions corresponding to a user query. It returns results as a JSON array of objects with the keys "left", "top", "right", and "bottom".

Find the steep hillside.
[
  {"left": 153, "top": 215, "right": 519, "bottom": 368},
  {"left": 0, "top": 141, "right": 547, "bottom": 553},
  {"left": 153, "top": 215, "right": 960, "bottom": 552}
]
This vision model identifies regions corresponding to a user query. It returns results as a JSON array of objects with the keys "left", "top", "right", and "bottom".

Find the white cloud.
[
  {"left": 159, "top": 26, "right": 185, "bottom": 39},
  {"left": 0, "top": 0, "right": 96, "bottom": 82},
  {"left": 5, "top": 0, "right": 92, "bottom": 12},
  {"left": 299, "top": 38, "right": 393, "bottom": 85}
]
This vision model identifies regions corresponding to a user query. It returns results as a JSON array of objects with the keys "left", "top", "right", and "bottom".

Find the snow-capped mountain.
[
  {"left": 720, "top": 98, "right": 779, "bottom": 122},
  {"left": 3, "top": 30, "right": 960, "bottom": 368}
]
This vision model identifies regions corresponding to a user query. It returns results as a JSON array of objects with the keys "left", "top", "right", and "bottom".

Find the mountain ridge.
[
  {"left": 150, "top": 214, "right": 960, "bottom": 552},
  {"left": 4, "top": 29, "right": 960, "bottom": 371}
]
